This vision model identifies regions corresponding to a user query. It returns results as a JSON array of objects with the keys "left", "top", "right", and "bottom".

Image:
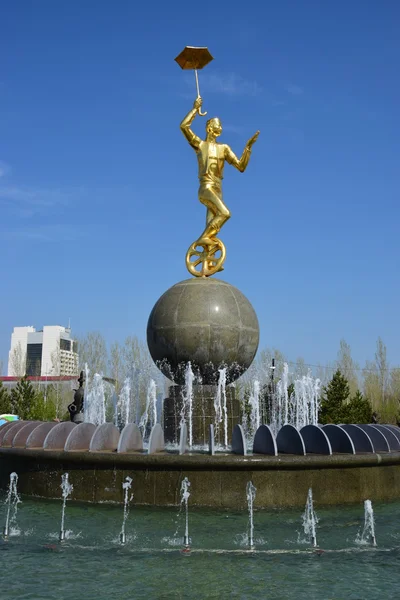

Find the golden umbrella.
[{"left": 175, "top": 46, "right": 214, "bottom": 116}]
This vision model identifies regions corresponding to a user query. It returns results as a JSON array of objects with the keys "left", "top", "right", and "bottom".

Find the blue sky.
[{"left": 1, "top": 1, "right": 399, "bottom": 374}]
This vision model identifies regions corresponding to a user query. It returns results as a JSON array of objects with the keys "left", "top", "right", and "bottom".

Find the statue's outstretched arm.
[
  {"left": 225, "top": 131, "right": 260, "bottom": 173},
  {"left": 224, "top": 145, "right": 252, "bottom": 173},
  {"left": 180, "top": 98, "right": 203, "bottom": 150}
]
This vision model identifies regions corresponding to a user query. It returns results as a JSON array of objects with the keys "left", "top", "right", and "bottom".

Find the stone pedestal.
[
  {"left": 147, "top": 278, "right": 259, "bottom": 385},
  {"left": 163, "top": 384, "right": 241, "bottom": 446}
]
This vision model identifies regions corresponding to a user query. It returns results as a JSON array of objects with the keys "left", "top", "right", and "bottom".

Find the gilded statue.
[{"left": 181, "top": 97, "right": 259, "bottom": 277}]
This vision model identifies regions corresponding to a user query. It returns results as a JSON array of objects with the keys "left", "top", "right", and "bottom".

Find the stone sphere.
[{"left": 147, "top": 278, "right": 259, "bottom": 384}]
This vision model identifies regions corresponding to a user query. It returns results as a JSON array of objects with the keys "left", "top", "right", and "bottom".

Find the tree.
[
  {"left": 390, "top": 368, "right": 400, "bottom": 399},
  {"left": 0, "top": 381, "right": 12, "bottom": 414},
  {"left": 315, "top": 363, "right": 334, "bottom": 388},
  {"left": 335, "top": 339, "right": 359, "bottom": 396},
  {"left": 9, "top": 342, "right": 26, "bottom": 377},
  {"left": 294, "top": 357, "right": 308, "bottom": 379},
  {"left": 375, "top": 337, "right": 389, "bottom": 405},
  {"left": 346, "top": 390, "right": 373, "bottom": 424},
  {"left": 363, "top": 337, "right": 390, "bottom": 409},
  {"left": 319, "top": 369, "right": 350, "bottom": 424},
  {"left": 50, "top": 345, "right": 61, "bottom": 375},
  {"left": 77, "top": 331, "right": 108, "bottom": 374},
  {"left": 28, "top": 391, "right": 57, "bottom": 421},
  {"left": 10, "top": 377, "right": 36, "bottom": 419}
]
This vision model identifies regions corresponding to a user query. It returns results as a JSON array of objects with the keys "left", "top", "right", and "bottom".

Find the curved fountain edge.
[
  {"left": 0, "top": 447, "right": 399, "bottom": 470},
  {"left": 1, "top": 446, "right": 400, "bottom": 509}
]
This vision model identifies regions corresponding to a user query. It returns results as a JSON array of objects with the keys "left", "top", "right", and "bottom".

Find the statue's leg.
[{"left": 198, "top": 185, "right": 230, "bottom": 244}]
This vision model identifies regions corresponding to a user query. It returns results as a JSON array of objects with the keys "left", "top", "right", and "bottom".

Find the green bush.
[
  {"left": 10, "top": 377, "right": 36, "bottom": 419},
  {"left": 319, "top": 370, "right": 373, "bottom": 424},
  {"left": 28, "top": 392, "right": 57, "bottom": 421},
  {"left": 0, "top": 381, "right": 12, "bottom": 414},
  {"left": 373, "top": 397, "right": 399, "bottom": 425},
  {"left": 9, "top": 377, "right": 57, "bottom": 421},
  {"left": 319, "top": 370, "right": 350, "bottom": 424},
  {"left": 345, "top": 390, "right": 373, "bottom": 424}
]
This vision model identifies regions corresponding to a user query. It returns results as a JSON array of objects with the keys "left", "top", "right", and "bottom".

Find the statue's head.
[{"left": 206, "top": 117, "right": 222, "bottom": 139}]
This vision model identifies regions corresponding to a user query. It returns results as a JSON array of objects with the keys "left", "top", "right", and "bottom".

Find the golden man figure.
[{"left": 181, "top": 96, "right": 259, "bottom": 277}]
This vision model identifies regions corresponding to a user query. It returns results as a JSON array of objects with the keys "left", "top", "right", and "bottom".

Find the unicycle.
[{"left": 185, "top": 237, "right": 226, "bottom": 277}]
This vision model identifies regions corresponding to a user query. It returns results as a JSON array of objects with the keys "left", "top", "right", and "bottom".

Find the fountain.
[
  {"left": 3, "top": 472, "right": 20, "bottom": 538},
  {"left": 214, "top": 368, "right": 229, "bottom": 448},
  {"left": 119, "top": 476, "right": 133, "bottom": 544},
  {"left": 0, "top": 490, "right": 396, "bottom": 600},
  {"left": 116, "top": 377, "right": 131, "bottom": 430},
  {"left": 248, "top": 379, "right": 261, "bottom": 436},
  {"left": 59, "top": 473, "right": 73, "bottom": 542},
  {"left": 302, "top": 488, "right": 318, "bottom": 547},
  {"left": 139, "top": 379, "right": 157, "bottom": 440},
  {"left": 0, "top": 39, "right": 398, "bottom": 600},
  {"left": 180, "top": 477, "right": 191, "bottom": 548},
  {"left": 290, "top": 372, "right": 321, "bottom": 430},
  {"left": 270, "top": 363, "right": 321, "bottom": 435},
  {"left": 180, "top": 363, "right": 195, "bottom": 448},
  {"left": 246, "top": 481, "right": 256, "bottom": 549},
  {"left": 0, "top": 46, "right": 399, "bottom": 517},
  {"left": 84, "top": 371, "right": 106, "bottom": 426},
  {"left": 356, "top": 499, "right": 377, "bottom": 546}
]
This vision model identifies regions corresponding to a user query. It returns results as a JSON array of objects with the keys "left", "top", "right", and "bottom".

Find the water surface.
[{"left": 1, "top": 494, "right": 399, "bottom": 599}]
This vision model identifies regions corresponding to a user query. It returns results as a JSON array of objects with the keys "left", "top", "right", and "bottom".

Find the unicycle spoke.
[{"left": 192, "top": 257, "right": 203, "bottom": 267}]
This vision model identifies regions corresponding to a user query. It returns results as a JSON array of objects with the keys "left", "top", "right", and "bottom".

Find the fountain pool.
[{"left": 1, "top": 495, "right": 400, "bottom": 600}]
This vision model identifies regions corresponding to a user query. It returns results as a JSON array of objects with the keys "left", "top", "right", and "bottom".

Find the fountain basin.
[{"left": 1, "top": 447, "right": 400, "bottom": 508}]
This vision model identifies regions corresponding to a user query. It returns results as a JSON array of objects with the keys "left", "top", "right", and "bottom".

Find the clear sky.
[{"left": 1, "top": 0, "right": 399, "bottom": 374}]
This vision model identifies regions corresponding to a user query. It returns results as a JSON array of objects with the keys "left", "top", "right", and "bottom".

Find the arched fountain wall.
[{"left": 1, "top": 421, "right": 400, "bottom": 509}]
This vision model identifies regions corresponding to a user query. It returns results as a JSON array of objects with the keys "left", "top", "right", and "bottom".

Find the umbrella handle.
[
  {"left": 198, "top": 104, "right": 207, "bottom": 117},
  {"left": 195, "top": 69, "right": 207, "bottom": 117}
]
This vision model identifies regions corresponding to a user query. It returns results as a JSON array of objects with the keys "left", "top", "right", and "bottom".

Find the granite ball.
[{"left": 147, "top": 278, "right": 259, "bottom": 384}]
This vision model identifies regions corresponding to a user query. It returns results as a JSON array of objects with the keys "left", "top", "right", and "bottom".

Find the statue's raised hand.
[
  {"left": 247, "top": 131, "right": 260, "bottom": 148},
  {"left": 193, "top": 97, "right": 203, "bottom": 110}
]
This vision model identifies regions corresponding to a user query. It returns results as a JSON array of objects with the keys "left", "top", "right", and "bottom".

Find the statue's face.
[{"left": 206, "top": 118, "right": 222, "bottom": 138}]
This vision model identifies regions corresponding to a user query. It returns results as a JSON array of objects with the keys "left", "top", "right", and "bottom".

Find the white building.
[{"left": 7, "top": 325, "right": 79, "bottom": 377}]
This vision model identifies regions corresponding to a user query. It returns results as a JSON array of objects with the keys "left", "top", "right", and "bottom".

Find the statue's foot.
[{"left": 196, "top": 236, "right": 217, "bottom": 249}]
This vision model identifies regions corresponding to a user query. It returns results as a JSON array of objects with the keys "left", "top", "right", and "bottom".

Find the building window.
[
  {"left": 60, "top": 339, "right": 71, "bottom": 352},
  {"left": 26, "top": 344, "right": 42, "bottom": 376}
]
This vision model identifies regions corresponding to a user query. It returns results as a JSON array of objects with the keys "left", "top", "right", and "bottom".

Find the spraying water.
[
  {"left": 116, "top": 377, "right": 131, "bottom": 430},
  {"left": 248, "top": 380, "right": 261, "bottom": 435},
  {"left": 59, "top": 473, "right": 73, "bottom": 542},
  {"left": 84, "top": 372, "right": 106, "bottom": 425},
  {"left": 214, "top": 368, "right": 228, "bottom": 447},
  {"left": 120, "top": 476, "right": 133, "bottom": 544},
  {"left": 290, "top": 373, "right": 321, "bottom": 430},
  {"left": 180, "top": 477, "right": 191, "bottom": 547},
  {"left": 246, "top": 481, "right": 257, "bottom": 549},
  {"left": 302, "top": 488, "right": 318, "bottom": 547},
  {"left": 270, "top": 363, "right": 289, "bottom": 435},
  {"left": 181, "top": 363, "right": 194, "bottom": 448},
  {"left": 3, "top": 472, "right": 21, "bottom": 538},
  {"left": 356, "top": 499, "right": 377, "bottom": 546},
  {"left": 83, "top": 362, "right": 90, "bottom": 416},
  {"left": 270, "top": 364, "right": 321, "bottom": 434},
  {"left": 139, "top": 379, "right": 157, "bottom": 439}
]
